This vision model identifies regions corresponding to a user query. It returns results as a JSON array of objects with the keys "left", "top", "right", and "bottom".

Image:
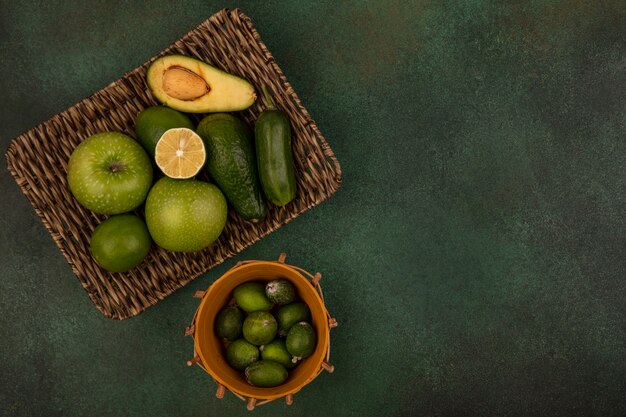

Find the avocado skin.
[
  {"left": 197, "top": 114, "right": 267, "bottom": 222},
  {"left": 255, "top": 109, "right": 297, "bottom": 206}
]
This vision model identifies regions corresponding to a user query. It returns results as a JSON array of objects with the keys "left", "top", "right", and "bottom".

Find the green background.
[{"left": 1, "top": 1, "right": 625, "bottom": 416}]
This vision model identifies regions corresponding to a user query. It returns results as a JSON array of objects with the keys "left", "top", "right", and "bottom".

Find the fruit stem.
[
  {"left": 108, "top": 162, "right": 126, "bottom": 173},
  {"left": 261, "top": 85, "right": 276, "bottom": 110}
]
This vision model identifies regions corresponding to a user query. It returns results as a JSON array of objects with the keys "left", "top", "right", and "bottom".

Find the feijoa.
[
  {"left": 215, "top": 306, "right": 244, "bottom": 341},
  {"left": 226, "top": 339, "right": 259, "bottom": 370},
  {"left": 245, "top": 360, "right": 288, "bottom": 387},
  {"left": 243, "top": 311, "right": 277, "bottom": 346},
  {"left": 261, "top": 339, "right": 295, "bottom": 369},
  {"left": 286, "top": 322, "right": 316, "bottom": 359},
  {"left": 265, "top": 279, "right": 296, "bottom": 305},
  {"left": 233, "top": 282, "right": 272, "bottom": 312},
  {"left": 276, "top": 302, "right": 310, "bottom": 336}
]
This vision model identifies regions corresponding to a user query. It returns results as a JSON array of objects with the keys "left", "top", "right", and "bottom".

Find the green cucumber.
[{"left": 254, "top": 86, "right": 297, "bottom": 206}]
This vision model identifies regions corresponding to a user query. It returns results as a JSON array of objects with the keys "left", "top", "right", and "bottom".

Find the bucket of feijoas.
[{"left": 185, "top": 253, "right": 337, "bottom": 411}]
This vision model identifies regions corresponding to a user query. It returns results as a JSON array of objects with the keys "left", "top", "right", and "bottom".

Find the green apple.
[
  {"left": 144, "top": 177, "right": 227, "bottom": 252},
  {"left": 67, "top": 132, "right": 153, "bottom": 215}
]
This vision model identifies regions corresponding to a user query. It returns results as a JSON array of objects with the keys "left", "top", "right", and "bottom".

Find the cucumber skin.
[{"left": 254, "top": 109, "right": 297, "bottom": 206}]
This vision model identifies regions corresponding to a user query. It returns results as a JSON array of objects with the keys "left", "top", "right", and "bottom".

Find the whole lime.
[
  {"left": 243, "top": 311, "right": 277, "bottom": 346},
  {"left": 135, "top": 106, "right": 194, "bottom": 157},
  {"left": 144, "top": 178, "right": 227, "bottom": 252},
  {"left": 90, "top": 214, "right": 152, "bottom": 273}
]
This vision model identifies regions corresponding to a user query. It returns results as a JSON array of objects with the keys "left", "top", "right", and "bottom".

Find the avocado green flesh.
[
  {"left": 255, "top": 109, "right": 297, "bottom": 206},
  {"left": 197, "top": 114, "right": 267, "bottom": 222}
]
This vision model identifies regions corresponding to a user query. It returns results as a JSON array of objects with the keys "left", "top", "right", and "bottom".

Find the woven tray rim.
[{"left": 4, "top": 8, "right": 341, "bottom": 319}]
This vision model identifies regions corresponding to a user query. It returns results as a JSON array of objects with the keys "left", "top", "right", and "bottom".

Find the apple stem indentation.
[{"left": 108, "top": 162, "right": 126, "bottom": 173}]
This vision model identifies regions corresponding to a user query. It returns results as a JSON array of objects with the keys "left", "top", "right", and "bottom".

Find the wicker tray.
[{"left": 4, "top": 9, "right": 341, "bottom": 320}]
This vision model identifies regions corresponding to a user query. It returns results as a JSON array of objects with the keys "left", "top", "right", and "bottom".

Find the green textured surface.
[{"left": 1, "top": 1, "right": 625, "bottom": 416}]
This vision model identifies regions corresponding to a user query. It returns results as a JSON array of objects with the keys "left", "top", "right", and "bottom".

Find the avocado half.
[{"left": 146, "top": 55, "right": 256, "bottom": 113}]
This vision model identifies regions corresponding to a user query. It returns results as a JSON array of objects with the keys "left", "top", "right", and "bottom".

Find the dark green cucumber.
[
  {"left": 254, "top": 86, "right": 297, "bottom": 206},
  {"left": 197, "top": 113, "right": 267, "bottom": 222}
]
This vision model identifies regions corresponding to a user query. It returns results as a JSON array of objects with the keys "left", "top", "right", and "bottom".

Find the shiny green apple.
[
  {"left": 67, "top": 132, "right": 153, "bottom": 215},
  {"left": 144, "top": 177, "right": 227, "bottom": 252}
]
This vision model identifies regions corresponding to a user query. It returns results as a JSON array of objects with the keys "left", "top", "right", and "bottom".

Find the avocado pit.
[{"left": 162, "top": 66, "right": 210, "bottom": 101}]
